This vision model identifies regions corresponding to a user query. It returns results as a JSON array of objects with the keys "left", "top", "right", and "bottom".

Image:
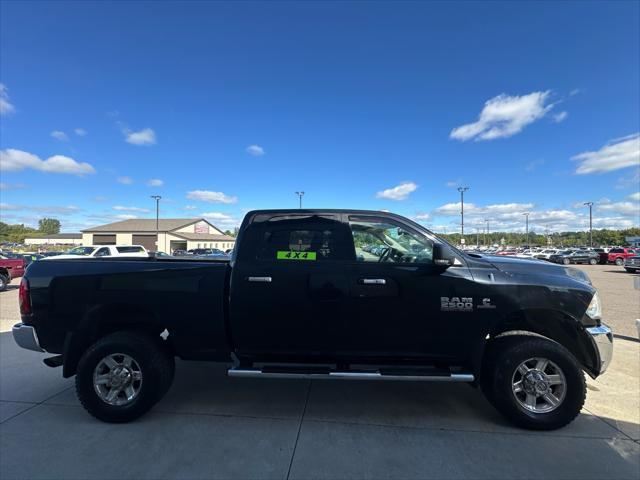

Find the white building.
[
  {"left": 81, "top": 218, "right": 235, "bottom": 253},
  {"left": 24, "top": 233, "right": 83, "bottom": 246}
]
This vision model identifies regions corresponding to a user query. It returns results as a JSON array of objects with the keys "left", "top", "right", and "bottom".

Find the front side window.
[{"left": 348, "top": 216, "right": 433, "bottom": 264}]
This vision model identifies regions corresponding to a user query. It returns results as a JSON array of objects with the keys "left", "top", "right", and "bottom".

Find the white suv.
[{"left": 44, "top": 245, "right": 149, "bottom": 260}]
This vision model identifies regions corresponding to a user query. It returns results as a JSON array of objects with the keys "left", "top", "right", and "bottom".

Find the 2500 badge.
[{"left": 441, "top": 297, "right": 496, "bottom": 311}]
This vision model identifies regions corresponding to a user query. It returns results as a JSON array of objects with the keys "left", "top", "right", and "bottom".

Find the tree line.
[
  {"left": 439, "top": 228, "right": 640, "bottom": 247},
  {"left": 0, "top": 218, "right": 61, "bottom": 243}
]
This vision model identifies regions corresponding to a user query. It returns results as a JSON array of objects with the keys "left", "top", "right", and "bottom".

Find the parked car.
[
  {"left": 172, "top": 249, "right": 188, "bottom": 256},
  {"left": 534, "top": 249, "right": 560, "bottom": 261},
  {"left": 550, "top": 250, "right": 599, "bottom": 265},
  {"left": 43, "top": 245, "right": 149, "bottom": 260},
  {"left": 591, "top": 248, "right": 608, "bottom": 264},
  {"left": 0, "top": 254, "right": 26, "bottom": 291},
  {"left": 623, "top": 256, "right": 640, "bottom": 273},
  {"left": 607, "top": 248, "right": 638, "bottom": 266},
  {"left": 188, "top": 248, "right": 226, "bottom": 256},
  {"left": 13, "top": 209, "right": 612, "bottom": 430}
]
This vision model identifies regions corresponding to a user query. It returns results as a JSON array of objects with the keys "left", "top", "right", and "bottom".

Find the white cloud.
[
  {"left": 596, "top": 199, "right": 639, "bottom": 217},
  {"left": 50, "top": 130, "right": 69, "bottom": 141},
  {"left": 183, "top": 205, "right": 197, "bottom": 210},
  {"left": 0, "top": 203, "right": 80, "bottom": 215},
  {"left": 74, "top": 128, "right": 87, "bottom": 136},
  {"left": 0, "top": 84, "right": 15, "bottom": 116},
  {"left": 117, "top": 176, "right": 134, "bottom": 185},
  {"left": 123, "top": 127, "right": 156, "bottom": 146},
  {"left": 450, "top": 91, "right": 555, "bottom": 141},
  {"left": 0, "top": 182, "right": 26, "bottom": 190},
  {"left": 375, "top": 182, "right": 418, "bottom": 201},
  {"left": 115, "top": 214, "right": 138, "bottom": 220},
  {"left": 615, "top": 169, "right": 640, "bottom": 189},
  {"left": 445, "top": 180, "right": 459, "bottom": 188},
  {"left": 146, "top": 178, "right": 164, "bottom": 187},
  {"left": 629, "top": 192, "right": 640, "bottom": 201},
  {"left": 525, "top": 159, "right": 545, "bottom": 172},
  {"left": 113, "top": 205, "right": 151, "bottom": 213},
  {"left": 0, "top": 149, "right": 96, "bottom": 175},
  {"left": 573, "top": 133, "right": 640, "bottom": 174},
  {"left": 414, "top": 213, "right": 430, "bottom": 220},
  {"left": 552, "top": 111, "right": 568, "bottom": 123},
  {"left": 246, "top": 145, "right": 265, "bottom": 156},
  {"left": 187, "top": 190, "right": 238, "bottom": 204},
  {"left": 201, "top": 211, "right": 241, "bottom": 229}
]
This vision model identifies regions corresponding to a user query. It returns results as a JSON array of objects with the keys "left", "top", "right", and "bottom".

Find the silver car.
[{"left": 623, "top": 256, "right": 640, "bottom": 273}]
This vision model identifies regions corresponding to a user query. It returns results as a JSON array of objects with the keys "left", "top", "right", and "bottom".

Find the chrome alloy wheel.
[
  {"left": 93, "top": 353, "right": 143, "bottom": 406},
  {"left": 511, "top": 357, "right": 566, "bottom": 413}
]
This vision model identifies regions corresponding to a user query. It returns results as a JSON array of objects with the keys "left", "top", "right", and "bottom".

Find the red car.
[
  {"left": 0, "top": 255, "right": 27, "bottom": 291},
  {"left": 607, "top": 247, "right": 638, "bottom": 266}
]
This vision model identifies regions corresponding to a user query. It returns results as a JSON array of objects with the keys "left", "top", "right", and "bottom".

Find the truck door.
[
  {"left": 344, "top": 215, "right": 479, "bottom": 364},
  {"left": 230, "top": 214, "right": 351, "bottom": 358}
]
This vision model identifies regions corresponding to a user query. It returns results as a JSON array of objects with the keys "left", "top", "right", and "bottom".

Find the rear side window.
[
  {"left": 254, "top": 216, "right": 350, "bottom": 262},
  {"left": 95, "top": 247, "right": 111, "bottom": 257},
  {"left": 610, "top": 248, "right": 623, "bottom": 253},
  {"left": 116, "top": 246, "right": 144, "bottom": 253}
]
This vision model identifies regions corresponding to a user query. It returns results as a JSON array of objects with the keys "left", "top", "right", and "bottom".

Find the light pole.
[
  {"left": 523, "top": 212, "right": 530, "bottom": 247},
  {"left": 457, "top": 186, "right": 469, "bottom": 241},
  {"left": 151, "top": 195, "right": 161, "bottom": 251},
  {"left": 584, "top": 202, "right": 593, "bottom": 247},
  {"left": 295, "top": 191, "right": 305, "bottom": 209}
]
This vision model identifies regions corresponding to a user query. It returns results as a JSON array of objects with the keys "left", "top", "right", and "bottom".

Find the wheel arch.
[
  {"left": 481, "top": 308, "right": 600, "bottom": 378},
  {"left": 63, "top": 303, "right": 173, "bottom": 378}
]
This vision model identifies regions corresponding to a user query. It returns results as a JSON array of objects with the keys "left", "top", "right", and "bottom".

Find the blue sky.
[{"left": 1, "top": 1, "right": 639, "bottom": 234}]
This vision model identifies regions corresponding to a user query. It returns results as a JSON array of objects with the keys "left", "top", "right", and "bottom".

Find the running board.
[{"left": 227, "top": 368, "right": 474, "bottom": 382}]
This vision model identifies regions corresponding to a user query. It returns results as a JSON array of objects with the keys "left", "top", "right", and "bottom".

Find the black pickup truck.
[{"left": 13, "top": 209, "right": 612, "bottom": 429}]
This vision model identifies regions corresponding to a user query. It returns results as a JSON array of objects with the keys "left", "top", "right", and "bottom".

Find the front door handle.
[
  {"left": 247, "top": 276, "right": 272, "bottom": 283},
  {"left": 359, "top": 278, "right": 386, "bottom": 285}
]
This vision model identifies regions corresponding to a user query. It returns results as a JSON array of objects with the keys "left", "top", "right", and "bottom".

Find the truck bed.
[{"left": 25, "top": 257, "right": 232, "bottom": 360}]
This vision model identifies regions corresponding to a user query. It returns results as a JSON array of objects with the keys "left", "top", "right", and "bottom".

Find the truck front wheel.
[
  {"left": 484, "top": 337, "right": 586, "bottom": 430},
  {"left": 75, "top": 331, "right": 174, "bottom": 423}
]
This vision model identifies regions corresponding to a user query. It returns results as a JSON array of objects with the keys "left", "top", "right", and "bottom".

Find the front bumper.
[
  {"left": 586, "top": 324, "right": 613, "bottom": 375},
  {"left": 12, "top": 323, "right": 45, "bottom": 352}
]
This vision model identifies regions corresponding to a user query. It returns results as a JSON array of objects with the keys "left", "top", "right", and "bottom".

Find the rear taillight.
[{"left": 19, "top": 278, "right": 32, "bottom": 315}]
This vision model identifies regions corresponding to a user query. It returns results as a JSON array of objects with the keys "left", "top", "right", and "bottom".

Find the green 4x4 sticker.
[{"left": 276, "top": 250, "right": 317, "bottom": 261}]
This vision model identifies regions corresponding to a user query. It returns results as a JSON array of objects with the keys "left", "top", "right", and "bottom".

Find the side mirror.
[{"left": 433, "top": 244, "right": 455, "bottom": 267}]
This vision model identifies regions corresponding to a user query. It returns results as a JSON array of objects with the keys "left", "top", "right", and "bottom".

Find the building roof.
[
  {"left": 172, "top": 232, "right": 236, "bottom": 242},
  {"left": 25, "top": 233, "right": 83, "bottom": 239},
  {"left": 83, "top": 218, "right": 202, "bottom": 233}
]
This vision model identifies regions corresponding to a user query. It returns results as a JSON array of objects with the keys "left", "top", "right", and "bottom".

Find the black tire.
[
  {"left": 615, "top": 258, "right": 624, "bottom": 266},
  {"left": 562, "top": 258, "right": 571, "bottom": 265},
  {"left": 484, "top": 336, "right": 586, "bottom": 430},
  {"left": 75, "top": 330, "right": 174, "bottom": 423},
  {"left": 588, "top": 258, "right": 597, "bottom": 265},
  {"left": 625, "top": 268, "right": 637, "bottom": 273},
  {"left": 0, "top": 274, "right": 8, "bottom": 292}
]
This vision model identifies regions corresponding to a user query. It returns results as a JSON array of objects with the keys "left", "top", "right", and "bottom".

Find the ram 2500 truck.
[{"left": 13, "top": 209, "right": 612, "bottom": 430}]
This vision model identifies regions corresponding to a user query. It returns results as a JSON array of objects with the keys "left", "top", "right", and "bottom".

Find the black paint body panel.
[{"left": 21, "top": 209, "right": 605, "bottom": 378}]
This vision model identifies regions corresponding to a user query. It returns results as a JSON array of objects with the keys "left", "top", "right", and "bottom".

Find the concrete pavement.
[{"left": 1, "top": 329, "right": 638, "bottom": 479}]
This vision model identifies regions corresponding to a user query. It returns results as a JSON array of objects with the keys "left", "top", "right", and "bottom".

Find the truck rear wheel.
[
  {"left": 615, "top": 258, "right": 624, "bottom": 266},
  {"left": 484, "top": 336, "right": 585, "bottom": 430},
  {"left": 75, "top": 331, "right": 174, "bottom": 423},
  {"left": 0, "top": 274, "right": 8, "bottom": 292}
]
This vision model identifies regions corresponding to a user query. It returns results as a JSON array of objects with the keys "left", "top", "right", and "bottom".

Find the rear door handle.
[
  {"left": 247, "top": 276, "right": 272, "bottom": 283},
  {"left": 359, "top": 278, "right": 386, "bottom": 285}
]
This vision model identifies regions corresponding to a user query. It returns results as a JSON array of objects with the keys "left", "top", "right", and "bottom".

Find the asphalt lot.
[{"left": 1, "top": 266, "right": 639, "bottom": 479}]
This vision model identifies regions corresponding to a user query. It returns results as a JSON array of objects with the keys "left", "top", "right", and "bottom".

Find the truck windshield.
[{"left": 67, "top": 247, "right": 96, "bottom": 256}]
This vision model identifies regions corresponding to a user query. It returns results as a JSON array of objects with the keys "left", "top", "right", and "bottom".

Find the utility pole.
[
  {"left": 151, "top": 195, "right": 161, "bottom": 251},
  {"left": 295, "top": 191, "right": 305, "bottom": 209},
  {"left": 584, "top": 202, "right": 593, "bottom": 247},
  {"left": 457, "top": 187, "right": 469, "bottom": 241},
  {"left": 484, "top": 218, "right": 490, "bottom": 246},
  {"left": 523, "top": 212, "right": 530, "bottom": 247}
]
